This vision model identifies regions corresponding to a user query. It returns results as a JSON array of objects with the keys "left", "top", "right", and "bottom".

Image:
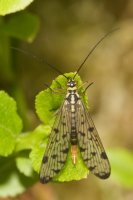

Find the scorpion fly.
[{"left": 39, "top": 31, "right": 115, "bottom": 183}]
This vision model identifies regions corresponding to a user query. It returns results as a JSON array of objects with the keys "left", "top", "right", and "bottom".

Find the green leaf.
[
  {"left": 0, "top": 157, "right": 37, "bottom": 197},
  {"left": 29, "top": 141, "right": 47, "bottom": 174},
  {"left": 0, "top": 171, "right": 26, "bottom": 197},
  {"left": 108, "top": 148, "right": 133, "bottom": 187},
  {"left": 0, "top": 0, "right": 34, "bottom": 16},
  {"left": 34, "top": 73, "right": 89, "bottom": 182},
  {"left": 0, "top": 91, "right": 22, "bottom": 156},
  {"left": 26, "top": 126, "right": 50, "bottom": 173},
  {"left": 0, "top": 157, "right": 25, "bottom": 197},
  {"left": 0, "top": 128, "right": 15, "bottom": 157},
  {"left": 15, "top": 125, "right": 51, "bottom": 152},
  {"left": 16, "top": 157, "right": 33, "bottom": 177},
  {"left": 2, "top": 12, "right": 40, "bottom": 42}
]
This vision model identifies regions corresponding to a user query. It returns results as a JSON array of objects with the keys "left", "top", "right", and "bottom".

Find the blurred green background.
[{"left": 0, "top": 0, "right": 133, "bottom": 200}]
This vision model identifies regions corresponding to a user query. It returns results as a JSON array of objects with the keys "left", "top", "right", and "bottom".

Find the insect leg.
[
  {"left": 54, "top": 80, "right": 62, "bottom": 88},
  {"left": 78, "top": 81, "right": 94, "bottom": 95},
  {"left": 83, "top": 82, "right": 94, "bottom": 94},
  {"left": 77, "top": 81, "right": 90, "bottom": 89}
]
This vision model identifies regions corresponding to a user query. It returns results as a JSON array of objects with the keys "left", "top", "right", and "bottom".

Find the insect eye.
[{"left": 72, "top": 82, "right": 76, "bottom": 87}]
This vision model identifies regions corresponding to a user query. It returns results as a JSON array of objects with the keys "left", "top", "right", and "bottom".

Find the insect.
[{"left": 39, "top": 31, "right": 114, "bottom": 183}]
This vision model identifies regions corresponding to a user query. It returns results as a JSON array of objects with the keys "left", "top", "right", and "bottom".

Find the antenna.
[
  {"left": 73, "top": 28, "right": 119, "bottom": 79},
  {"left": 11, "top": 47, "right": 68, "bottom": 79}
]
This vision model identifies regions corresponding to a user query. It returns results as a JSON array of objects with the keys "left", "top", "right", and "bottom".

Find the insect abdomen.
[
  {"left": 66, "top": 89, "right": 79, "bottom": 165},
  {"left": 71, "top": 114, "right": 77, "bottom": 165},
  {"left": 71, "top": 128, "right": 77, "bottom": 145},
  {"left": 70, "top": 96, "right": 78, "bottom": 164},
  {"left": 70, "top": 103, "right": 77, "bottom": 145}
]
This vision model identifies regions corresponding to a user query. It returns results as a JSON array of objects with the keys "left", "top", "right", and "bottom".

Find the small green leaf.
[
  {"left": 0, "top": 0, "right": 34, "bottom": 16},
  {"left": 0, "top": 171, "right": 26, "bottom": 197},
  {"left": 15, "top": 125, "right": 50, "bottom": 152},
  {"left": 3, "top": 12, "right": 39, "bottom": 42},
  {"left": 108, "top": 148, "right": 133, "bottom": 187},
  {"left": 0, "top": 157, "right": 37, "bottom": 197},
  {"left": 16, "top": 157, "right": 33, "bottom": 177},
  {"left": 0, "top": 157, "right": 25, "bottom": 197},
  {"left": 0, "top": 127, "right": 16, "bottom": 156},
  {"left": 0, "top": 91, "right": 22, "bottom": 156},
  {"left": 35, "top": 89, "right": 61, "bottom": 125},
  {"left": 29, "top": 141, "right": 47, "bottom": 173}
]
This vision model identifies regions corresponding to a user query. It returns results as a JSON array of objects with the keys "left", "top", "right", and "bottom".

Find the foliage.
[
  {"left": 108, "top": 148, "right": 133, "bottom": 187},
  {"left": 1, "top": 74, "right": 133, "bottom": 197},
  {"left": 2, "top": 11, "right": 39, "bottom": 42},
  {"left": 0, "top": 0, "right": 39, "bottom": 197},
  {"left": 0, "top": 91, "right": 22, "bottom": 156},
  {"left": 0, "top": 0, "right": 34, "bottom": 16},
  {"left": 0, "top": 73, "right": 89, "bottom": 197},
  {"left": 0, "top": 0, "right": 133, "bottom": 198}
]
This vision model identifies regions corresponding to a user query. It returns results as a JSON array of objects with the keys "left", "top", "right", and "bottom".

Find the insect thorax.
[{"left": 66, "top": 79, "right": 80, "bottom": 103}]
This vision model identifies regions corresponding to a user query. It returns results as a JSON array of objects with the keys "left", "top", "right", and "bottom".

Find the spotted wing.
[
  {"left": 77, "top": 100, "right": 111, "bottom": 179},
  {"left": 40, "top": 100, "right": 71, "bottom": 183}
]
